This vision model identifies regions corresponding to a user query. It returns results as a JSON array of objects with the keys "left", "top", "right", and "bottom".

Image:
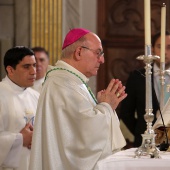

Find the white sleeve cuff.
[{"left": 3, "top": 133, "right": 23, "bottom": 168}]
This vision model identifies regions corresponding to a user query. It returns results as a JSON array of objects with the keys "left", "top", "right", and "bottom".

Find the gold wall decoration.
[{"left": 31, "top": 0, "right": 62, "bottom": 65}]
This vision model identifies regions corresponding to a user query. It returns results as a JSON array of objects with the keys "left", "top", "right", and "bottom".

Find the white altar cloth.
[{"left": 97, "top": 148, "right": 170, "bottom": 170}]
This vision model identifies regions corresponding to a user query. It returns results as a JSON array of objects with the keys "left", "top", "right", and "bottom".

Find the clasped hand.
[
  {"left": 97, "top": 79, "right": 127, "bottom": 110},
  {"left": 20, "top": 123, "right": 33, "bottom": 149}
]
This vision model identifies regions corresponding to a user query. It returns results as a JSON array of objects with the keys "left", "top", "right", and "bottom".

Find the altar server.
[{"left": 0, "top": 46, "right": 39, "bottom": 170}]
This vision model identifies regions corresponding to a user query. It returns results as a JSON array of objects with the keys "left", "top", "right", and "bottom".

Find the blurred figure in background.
[
  {"left": 31, "top": 47, "right": 49, "bottom": 93},
  {"left": 120, "top": 31, "right": 170, "bottom": 147}
]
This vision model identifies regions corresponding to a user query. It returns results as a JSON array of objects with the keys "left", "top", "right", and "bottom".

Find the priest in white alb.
[{"left": 29, "top": 28, "right": 127, "bottom": 170}]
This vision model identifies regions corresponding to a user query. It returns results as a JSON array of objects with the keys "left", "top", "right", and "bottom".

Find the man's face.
[
  {"left": 80, "top": 33, "right": 105, "bottom": 78},
  {"left": 153, "top": 35, "right": 170, "bottom": 68},
  {"left": 34, "top": 51, "right": 49, "bottom": 80},
  {"left": 8, "top": 55, "right": 36, "bottom": 87}
]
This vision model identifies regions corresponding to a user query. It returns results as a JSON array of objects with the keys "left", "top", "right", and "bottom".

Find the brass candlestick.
[{"left": 134, "top": 45, "right": 160, "bottom": 158}]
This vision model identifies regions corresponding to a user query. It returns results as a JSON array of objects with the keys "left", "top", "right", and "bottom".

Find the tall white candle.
[
  {"left": 144, "top": 0, "right": 151, "bottom": 45},
  {"left": 161, "top": 3, "right": 166, "bottom": 63}
]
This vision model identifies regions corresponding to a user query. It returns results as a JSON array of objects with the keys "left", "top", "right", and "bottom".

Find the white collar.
[{"left": 2, "top": 76, "right": 26, "bottom": 92}]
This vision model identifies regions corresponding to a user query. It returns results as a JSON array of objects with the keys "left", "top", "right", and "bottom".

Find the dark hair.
[
  {"left": 152, "top": 31, "right": 170, "bottom": 47},
  {"left": 31, "top": 47, "right": 49, "bottom": 57},
  {"left": 4, "top": 46, "right": 34, "bottom": 72}
]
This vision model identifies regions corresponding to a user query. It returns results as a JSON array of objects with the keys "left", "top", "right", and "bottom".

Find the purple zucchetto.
[{"left": 62, "top": 28, "right": 90, "bottom": 50}]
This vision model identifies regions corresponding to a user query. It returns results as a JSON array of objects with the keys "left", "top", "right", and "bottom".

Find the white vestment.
[
  {"left": 0, "top": 76, "right": 39, "bottom": 170},
  {"left": 32, "top": 77, "right": 44, "bottom": 93},
  {"left": 32, "top": 65, "right": 54, "bottom": 93},
  {"left": 29, "top": 60, "right": 126, "bottom": 170}
]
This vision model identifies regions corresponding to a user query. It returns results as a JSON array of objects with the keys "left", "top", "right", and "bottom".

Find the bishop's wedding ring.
[{"left": 116, "top": 92, "right": 120, "bottom": 97}]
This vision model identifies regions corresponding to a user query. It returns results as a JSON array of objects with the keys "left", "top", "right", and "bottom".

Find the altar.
[{"left": 97, "top": 148, "right": 170, "bottom": 170}]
